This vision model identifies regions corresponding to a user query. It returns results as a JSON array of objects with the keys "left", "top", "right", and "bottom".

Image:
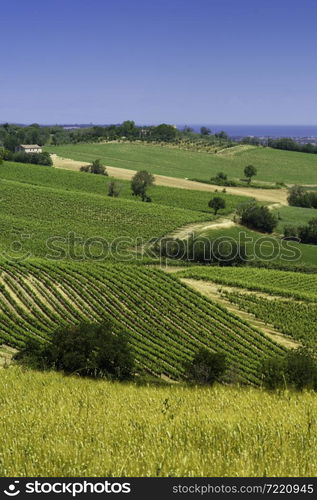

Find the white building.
[{"left": 15, "top": 144, "right": 42, "bottom": 153}]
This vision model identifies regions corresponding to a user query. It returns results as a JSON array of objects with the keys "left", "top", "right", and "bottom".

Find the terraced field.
[{"left": 0, "top": 260, "right": 284, "bottom": 384}]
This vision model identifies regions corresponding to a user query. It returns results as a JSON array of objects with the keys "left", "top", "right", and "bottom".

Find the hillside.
[
  {"left": 0, "top": 260, "right": 284, "bottom": 384},
  {"left": 45, "top": 142, "right": 317, "bottom": 185}
]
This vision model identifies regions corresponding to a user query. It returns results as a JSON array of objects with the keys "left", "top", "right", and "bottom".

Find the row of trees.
[{"left": 2, "top": 149, "right": 52, "bottom": 166}]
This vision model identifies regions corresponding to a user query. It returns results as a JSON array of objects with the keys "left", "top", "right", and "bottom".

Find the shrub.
[
  {"left": 237, "top": 201, "right": 278, "bottom": 233},
  {"left": 261, "top": 356, "right": 286, "bottom": 390},
  {"left": 15, "top": 322, "right": 134, "bottom": 380},
  {"left": 186, "top": 349, "right": 227, "bottom": 385},
  {"left": 80, "top": 159, "right": 107, "bottom": 175}
]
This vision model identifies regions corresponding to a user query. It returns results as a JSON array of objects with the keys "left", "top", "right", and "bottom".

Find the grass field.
[
  {"left": 272, "top": 205, "right": 317, "bottom": 232},
  {"left": 1, "top": 367, "right": 317, "bottom": 477},
  {"left": 45, "top": 142, "right": 317, "bottom": 185}
]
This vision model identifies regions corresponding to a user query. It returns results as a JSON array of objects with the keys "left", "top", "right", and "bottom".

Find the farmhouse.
[{"left": 15, "top": 144, "right": 42, "bottom": 153}]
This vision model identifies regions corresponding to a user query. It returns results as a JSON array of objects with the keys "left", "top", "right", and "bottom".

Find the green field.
[
  {"left": 45, "top": 142, "right": 317, "bottom": 184},
  {"left": 0, "top": 161, "right": 249, "bottom": 216},
  {"left": 2, "top": 367, "right": 317, "bottom": 477},
  {"left": 0, "top": 260, "right": 283, "bottom": 384},
  {"left": 176, "top": 266, "right": 317, "bottom": 302},
  {"left": 223, "top": 291, "right": 317, "bottom": 351},
  {"left": 272, "top": 205, "right": 317, "bottom": 232}
]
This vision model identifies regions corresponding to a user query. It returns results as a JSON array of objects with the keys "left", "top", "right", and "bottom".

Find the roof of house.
[{"left": 19, "top": 144, "right": 42, "bottom": 148}]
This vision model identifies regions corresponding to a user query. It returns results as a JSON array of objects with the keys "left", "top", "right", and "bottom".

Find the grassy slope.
[
  {"left": 45, "top": 142, "right": 317, "bottom": 184},
  {"left": 1, "top": 367, "right": 317, "bottom": 477},
  {"left": 0, "top": 161, "right": 249, "bottom": 216},
  {"left": 273, "top": 205, "right": 317, "bottom": 232}
]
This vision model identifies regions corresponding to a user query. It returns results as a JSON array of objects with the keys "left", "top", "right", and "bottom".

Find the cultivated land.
[
  {"left": 45, "top": 142, "right": 317, "bottom": 185},
  {"left": 2, "top": 368, "right": 317, "bottom": 477},
  {"left": 1, "top": 140, "right": 317, "bottom": 477}
]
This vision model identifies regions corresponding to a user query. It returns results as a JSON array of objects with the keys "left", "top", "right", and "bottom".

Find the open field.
[
  {"left": 0, "top": 161, "right": 250, "bottom": 217},
  {"left": 45, "top": 142, "right": 317, "bottom": 185},
  {"left": 49, "top": 154, "right": 288, "bottom": 205},
  {"left": 0, "top": 260, "right": 283, "bottom": 384},
  {"left": 1, "top": 367, "right": 317, "bottom": 477}
]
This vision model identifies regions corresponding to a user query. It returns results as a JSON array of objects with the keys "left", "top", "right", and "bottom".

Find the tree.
[
  {"left": 208, "top": 196, "right": 226, "bottom": 215},
  {"left": 15, "top": 322, "right": 135, "bottom": 380},
  {"left": 80, "top": 159, "right": 107, "bottom": 176},
  {"left": 261, "top": 356, "right": 286, "bottom": 390},
  {"left": 186, "top": 349, "right": 227, "bottom": 385},
  {"left": 238, "top": 201, "right": 278, "bottom": 233},
  {"left": 244, "top": 165, "right": 257, "bottom": 184},
  {"left": 108, "top": 180, "right": 120, "bottom": 197},
  {"left": 131, "top": 170, "right": 155, "bottom": 201},
  {"left": 200, "top": 126, "right": 211, "bottom": 136}
]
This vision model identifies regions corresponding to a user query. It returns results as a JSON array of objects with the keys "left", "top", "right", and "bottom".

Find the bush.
[
  {"left": 186, "top": 349, "right": 227, "bottom": 385},
  {"left": 3, "top": 150, "right": 52, "bottom": 166},
  {"left": 261, "top": 349, "right": 317, "bottom": 391},
  {"left": 80, "top": 159, "right": 107, "bottom": 175},
  {"left": 15, "top": 322, "right": 134, "bottom": 380},
  {"left": 237, "top": 201, "right": 278, "bottom": 233},
  {"left": 288, "top": 185, "right": 317, "bottom": 208}
]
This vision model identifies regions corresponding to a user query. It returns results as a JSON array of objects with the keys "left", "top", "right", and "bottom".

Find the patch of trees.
[
  {"left": 237, "top": 201, "right": 278, "bottom": 233},
  {"left": 261, "top": 348, "right": 317, "bottom": 391},
  {"left": 3, "top": 150, "right": 52, "bottom": 166},
  {"left": 186, "top": 349, "right": 227, "bottom": 385},
  {"left": 131, "top": 170, "right": 154, "bottom": 201},
  {"left": 80, "top": 159, "right": 107, "bottom": 175},
  {"left": 15, "top": 321, "right": 135, "bottom": 380},
  {"left": 210, "top": 172, "right": 237, "bottom": 187},
  {"left": 287, "top": 185, "right": 317, "bottom": 209},
  {"left": 284, "top": 218, "right": 317, "bottom": 245},
  {"left": 268, "top": 137, "right": 317, "bottom": 154},
  {"left": 158, "top": 234, "right": 248, "bottom": 266},
  {"left": 0, "top": 123, "right": 50, "bottom": 151}
]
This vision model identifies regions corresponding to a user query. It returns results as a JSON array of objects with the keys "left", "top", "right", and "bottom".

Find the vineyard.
[
  {"left": 176, "top": 266, "right": 317, "bottom": 301},
  {"left": 0, "top": 260, "right": 284, "bottom": 384},
  {"left": 222, "top": 291, "right": 317, "bottom": 350}
]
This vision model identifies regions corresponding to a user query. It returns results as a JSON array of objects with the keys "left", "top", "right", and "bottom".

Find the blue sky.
[{"left": 1, "top": 0, "right": 316, "bottom": 124}]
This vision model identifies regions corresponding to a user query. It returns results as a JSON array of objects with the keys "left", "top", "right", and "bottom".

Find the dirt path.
[
  {"left": 51, "top": 154, "right": 288, "bottom": 205},
  {"left": 166, "top": 217, "right": 236, "bottom": 240},
  {"left": 180, "top": 278, "right": 299, "bottom": 349}
]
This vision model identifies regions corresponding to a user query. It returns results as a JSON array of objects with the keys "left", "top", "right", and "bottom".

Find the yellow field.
[{"left": 1, "top": 367, "right": 317, "bottom": 477}]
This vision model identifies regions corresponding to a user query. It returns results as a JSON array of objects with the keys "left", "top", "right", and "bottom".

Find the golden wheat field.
[{"left": 1, "top": 367, "right": 317, "bottom": 477}]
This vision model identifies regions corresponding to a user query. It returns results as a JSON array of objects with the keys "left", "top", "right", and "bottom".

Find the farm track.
[{"left": 51, "top": 154, "right": 288, "bottom": 205}]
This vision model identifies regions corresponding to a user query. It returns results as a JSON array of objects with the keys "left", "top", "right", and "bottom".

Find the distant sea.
[{"left": 177, "top": 125, "right": 317, "bottom": 138}]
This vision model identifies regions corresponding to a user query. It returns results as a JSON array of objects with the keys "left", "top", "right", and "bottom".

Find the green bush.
[
  {"left": 186, "top": 349, "right": 227, "bottom": 385},
  {"left": 15, "top": 322, "right": 134, "bottom": 380}
]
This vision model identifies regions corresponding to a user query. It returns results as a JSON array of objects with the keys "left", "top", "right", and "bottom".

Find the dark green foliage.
[
  {"left": 158, "top": 234, "right": 248, "bottom": 266},
  {"left": 15, "top": 322, "right": 134, "bottom": 380},
  {"left": 268, "top": 137, "right": 317, "bottom": 155},
  {"left": 200, "top": 126, "right": 211, "bottom": 136},
  {"left": 261, "top": 349, "right": 317, "bottom": 391},
  {"left": 186, "top": 349, "right": 227, "bottom": 385},
  {"left": 131, "top": 170, "right": 155, "bottom": 201},
  {"left": 3, "top": 150, "right": 52, "bottom": 166},
  {"left": 288, "top": 185, "right": 317, "bottom": 208},
  {"left": 244, "top": 165, "right": 257, "bottom": 184},
  {"left": 261, "top": 356, "right": 286, "bottom": 390},
  {"left": 210, "top": 172, "right": 237, "bottom": 187},
  {"left": 283, "top": 219, "right": 317, "bottom": 245},
  {"left": 80, "top": 159, "right": 107, "bottom": 175},
  {"left": 238, "top": 201, "right": 278, "bottom": 233},
  {"left": 208, "top": 196, "right": 226, "bottom": 215}
]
